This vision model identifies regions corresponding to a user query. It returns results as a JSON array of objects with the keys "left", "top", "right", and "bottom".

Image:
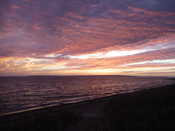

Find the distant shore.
[{"left": 0, "top": 83, "right": 175, "bottom": 131}]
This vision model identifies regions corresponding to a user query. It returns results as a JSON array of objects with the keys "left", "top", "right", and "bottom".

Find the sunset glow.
[{"left": 0, "top": 0, "right": 175, "bottom": 76}]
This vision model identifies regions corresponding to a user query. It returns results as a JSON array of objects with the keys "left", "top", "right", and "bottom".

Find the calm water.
[{"left": 0, "top": 75, "right": 174, "bottom": 115}]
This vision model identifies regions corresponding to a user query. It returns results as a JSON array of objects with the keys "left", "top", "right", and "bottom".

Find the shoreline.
[
  {"left": 0, "top": 81, "right": 173, "bottom": 117},
  {"left": 0, "top": 83, "right": 175, "bottom": 130}
]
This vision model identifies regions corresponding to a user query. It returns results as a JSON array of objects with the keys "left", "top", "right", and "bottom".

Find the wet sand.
[{"left": 0, "top": 83, "right": 175, "bottom": 131}]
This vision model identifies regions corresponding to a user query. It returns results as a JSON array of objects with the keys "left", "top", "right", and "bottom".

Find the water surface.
[{"left": 0, "top": 75, "right": 173, "bottom": 115}]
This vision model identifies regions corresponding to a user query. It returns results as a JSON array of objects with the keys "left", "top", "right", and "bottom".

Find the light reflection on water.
[{"left": 0, "top": 76, "right": 173, "bottom": 114}]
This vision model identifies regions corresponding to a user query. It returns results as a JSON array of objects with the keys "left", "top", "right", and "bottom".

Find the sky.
[{"left": 0, "top": 0, "right": 175, "bottom": 76}]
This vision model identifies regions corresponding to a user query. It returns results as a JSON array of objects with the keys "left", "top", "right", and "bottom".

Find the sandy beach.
[{"left": 0, "top": 83, "right": 175, "bottom": 131}]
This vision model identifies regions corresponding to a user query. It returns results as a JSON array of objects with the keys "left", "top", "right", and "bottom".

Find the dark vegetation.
[{"left": 0, "top": 84, "right": 175, "bottom": 131}]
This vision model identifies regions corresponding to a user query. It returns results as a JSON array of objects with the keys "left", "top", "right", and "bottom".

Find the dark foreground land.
[{"left": 0, "top": 83, "right": 175, "bottom": 131}]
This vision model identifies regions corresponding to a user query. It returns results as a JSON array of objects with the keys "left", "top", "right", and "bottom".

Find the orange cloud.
[{"left": 1, "top": 4, "right": 175, "bottom": 76}]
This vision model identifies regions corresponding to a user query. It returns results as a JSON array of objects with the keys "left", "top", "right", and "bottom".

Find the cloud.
[
  {"left": 62, "top": 41, "right": 175, "bottom": 59},
  {"left": 0, "top": 0, "right": 10, "bottom": 31},
  {"left": 123, "top": 59, "right": 175, "bottom": 66},
  {"left": 1, "top": 1, "right": 175, "bottom": 57},
  {"left": 130, "top": 0, "right": 175, "bottom": 11},
  {"left": 0, "top": 0, "right": 175, "bottom": 76}
]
